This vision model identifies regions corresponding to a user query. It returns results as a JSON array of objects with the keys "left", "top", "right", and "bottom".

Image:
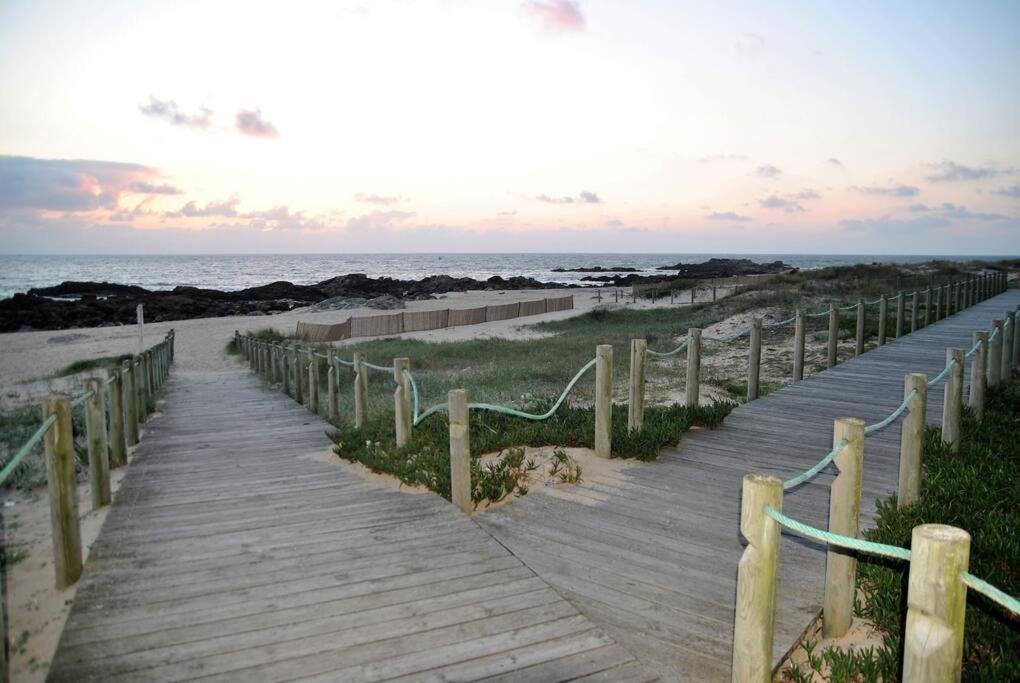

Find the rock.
[
  {"left": 654, "top": 257, "right": 794, "bottom": 278},
  {"left": 551, "top": 266, "right": 640, "bottom": 273}
]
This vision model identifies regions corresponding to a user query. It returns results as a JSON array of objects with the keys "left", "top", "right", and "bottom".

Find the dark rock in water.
[
  {"left": 654, "top": 257, "right": 794, "bottom": 278},
  {"left": 551, "top": 266, "right": 640, "bottom": 273},
  {"left": 29, "top": 281, "right": 151, "bottom": 298}
]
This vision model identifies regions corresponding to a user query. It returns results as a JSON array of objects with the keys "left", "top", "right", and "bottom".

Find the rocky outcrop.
[{"left": 655, "top": 258, "right": 794, "bottom": 278}]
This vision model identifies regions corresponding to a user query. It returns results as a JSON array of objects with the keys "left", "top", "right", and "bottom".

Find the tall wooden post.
[
  {"left": 1002, "top": 313, "right": 1015, "bottom": 377},
  {"left": 43, "top": 397, "right": 82, "bottom": 588},
  {"left": 594, "top": 345, "right": 613, "bottom": 458},
  {"left": 903, "top": 524, "right": 970, "bottom": 682},
  {"left": 448, "top": 389, "right": 472, "bottom": 514},
  {"left": 910, "top": 291, "right": 919, "bottom": 333},
  {"left": 122, "top": 361, "right": 139, "bottom": 446},
  {"left": 353, "top": 352, "right": 367, "bottom": 428},
  {"left": 628, "top": 339, "right": 646, "bottom": 432},
  {"left": 956, "top": 280, "right": 965, "bottom": 312},
  {"left": 896, "top": 291, "right": 905, "bottom": 338},
  {"left": 135, "top": 357, "right": 147, "bottom": 423},
  {"left": 827, "top": 304, "right": 838, "bottom": 367},
  {"left": 107, "top": 368, "right": 127, "bottom": 468},
  {"left": 309, "top": 350, "right": 321, "bottom": 414},
  {"left": 394, "top": 358, "right": 412, "bottom": 447},
  {"left": 877, "top": 295, "right": 887, "bottom": 345},
  {"left": 854, "top": 300, "right": 865, "bottom": 356},
  {"left": 793, "top": 309, "right": 805, "bottom": 382},
  {"left": 924, "top": 287, "right": 932, "bottom": 326},
  {"left": 327, "top": 351, "right": 338, "bottom": 422},
  {"left": 934, "top": 285, "right": 942, "bottom": 322},
  {"left": 748, "top": 318, "right": 762, "bottom": 401},
  {"left": 686, "top": 328, "right": 702, "bottom": 407},
  {"left": 84, "top": 378, "right": 111, "bottom": 510},
  {"left": 899, "top": 373, "right": 927, "bottom": 507},
  {"left": 988, "top": 320, "right": 1002, "bottom": 388},
  {"left": 823, "top": 417, "right": 865, "bottom": 638},
  {"left": 731, "top": 474, "right": 783, "bottom": 683},
  {"left": 968, "top": 332, "right": 988, "bottom": 421},
  {"left": 293, "top": 349, "right": 304, "bottom": 405},
  {"left": 1013, "top": 307, "right": 1020, "bottom": 366},
  {"left": 941, "top": 348, "right": 964, "bottom": 453}
]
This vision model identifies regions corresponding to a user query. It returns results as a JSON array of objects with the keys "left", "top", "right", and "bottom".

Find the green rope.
[
  {"left": 864, "top": 390, "right": 916, "bottom": 434},
  {"left": 763, "top": 506, "right": 912, "bottom": 561},
  {"left": 927, "top": 358, "right": 957, "bottom": 387},
  {"left": 960, "top": 571, "right": 1020, "bottom": 615},
  {"left": 361, "top": 360, "right": 391, "bottom": 372},
  {"left": 409, "top": 356, "right": 598, "bottom": 426},
  {"left": 965, "top": 338, "right": 982, "bottom": 358},
  {"left": 0, "top": 415, "right": 57, "bottom": 485},
  {"left": 105, "top": 375, "right": 117, "bottom": 386},
  {"left": 704, "top": 327, "right": 753, "bottom": 343},
  {"left": 647, "top": 338, "right": 690, "bottom": 357},
  {"left": 783, "top": 439, "right": 846, "bottom": 490},
  {"left": 839, "top": 302, "right": 859, "bottom": 311},
  {"left": 70, "top": 389, "right": 95, "bottom": 408},
  {"left": 763, "top": 314, "right": 798, "bottom": 329}
]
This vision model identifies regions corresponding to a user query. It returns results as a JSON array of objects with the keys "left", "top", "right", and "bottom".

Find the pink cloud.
[
  {"left": 236, "top": 109, "right": 279, "bottom": 139},
  {"left": 524, "top": 1, "right": 585, "bottom": 32}
]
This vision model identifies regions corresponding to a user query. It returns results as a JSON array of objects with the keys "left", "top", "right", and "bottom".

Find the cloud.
[
  {"left": 344, "top": 210, "right": 416, "bottom": 232},
  {"left": 736, "top": 33, "right": 765, "bottom": 56},
  {"left": 759, "top": 195, "right": 805, "bottom": 213},
  {"left": 907, "top": 203, "right": 1005, "bottom": 221},
  {"left": 825, "top": 158, "right": 843, "bottom": 167},
  {"left": 851, "top": 183, "right": 920, "bottom": 197},
  {"left": 354, "top": 192, "right": 402, "bottom": 206},
  {"left": 924, "top": 160, "right": 1012, "bottom": 183},
  {"left": 839, "top": 216, "right": 951, "bottom": 234},
  {"left": 787, "top": 189, "right": 819, "bottom": 200},
  {"left": 129, "top": 181, "right": 182, "bottom": 195},
  {"left": 697, "top": 154, "right": 747, "bottom": 164},
  {"left": 166, "top": 197, "right": 241, "bottom": 218},
  {"left": 706, "top": 211, "right": 752, "bottom": 222},
  {"left": 523, "top": 1, "right": 585, "bottom": 32},
  {"left": 235, "top": 109, "right": 279, "bottom": 139},
  {"left": 756, "top": 164, "right": 782, "bottom": 178},
  {"left": 526, "top": 190, "right": 601, "bottom": 204},
  {"left": 497, "top": 209, "right": 518, "bottom": 217},
  {"left": 139, "top": 96, "right": 212, "bottom": 129},
  {"left": 0, "top": 155, "right": 173, "bottom": 212},
  {"left": 992, "top": 185, "right": 1020, "bottom": 198}
]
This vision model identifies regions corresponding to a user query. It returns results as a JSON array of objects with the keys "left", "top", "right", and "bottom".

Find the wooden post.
[
  {"left": 968, "top": 332, "right": 988, "bottom": 421},
  {"left": 793, "top": 309, "right": 805, "bottom": 382},
  {"left": 353, "top": 352, "right": 367, "bottom": 428},
  {"left": 448, "top": 389, "right": 472, "bottom": 514},
  {"left": 281, "top": 346, "right": 291, "bottom": 396},
  {"left": 84, "top": 378, "right": 111, "bottom": 510},
  {"left": 686, "top": 328, "right": 702, "bottom": 407},
  {"left": 878, "top": 295, "right": 887, "bottom": 345},
  {"left": 823, "top": 417, "right": 865, "bottom": 638},
  {"left": 135, "top": 357, "right": 147, "bottom": 423},
  {"left": 122, "top": 361, "right": 139, "bottom": 446},
  {"left": 899, "top": 373, "right": 927, "bottom": 507},
  {"left": 731, "top": 473, "right": 783, "bottom": 683},
  {"left": 136, "top": 303, "right": 144, "bottom": 353},
  {"left": 293, "top": 349, "right": 304, "bottom": 405},
  {"left": 747, "top": 318, "right": 762, "bottom": 401},
  {"left": 1002, "top": 312, "right": 1015, "bottom": 377},
  {"left": 910, "top": 291, "right": 919, "bottom": 333},
  {"left": 854, "top": 300, "right": 865, "bottom": 356},
  {"left": 43, "top": 397, "right": 82, "bottom": 588},
  {"left": 594, "top": 345, "right": 613, "bottom": 458},
  {"left": 712, "top": 285, "right": 717, "bottom": 302},
  {"left": 107, "top": 368, "right": 126, "bottom": 468},
  {"left": 327, "top": 353, "right": 338, "bottom": 422},
  {"left": 903, "top": 524, "right": 970, "bottom": 682},
  {"left": 896, "top": 291, "right": 905, "bottom": 338},
  {"left": 628, "top": 339, "right": 646, "bottom": 432},
  {"left": 394, "top": 358, "right": 412, "bottom": 447},
  {"left": 988, "top": 320, "right": 1002, "bottom": 388},
  {"left": 309, "top": 350, "right": 320, "bottom": 414},
  {"left": 957, "top": 280, "right": 965, "bottom": 312},
  {"left": 941, "top": 348, "right": 964, "bottom": 453},
  {"left": 1013, "top": 307, "right": 1020, "bottom": 366},
  {"left": 924, "top": 287, "right": 932, "bottom": 326},
  {"left": 827, "top": 303, "right": 838, "bottom": 368}
]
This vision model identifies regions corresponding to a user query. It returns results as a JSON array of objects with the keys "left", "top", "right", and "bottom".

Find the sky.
[{"left": 1, "top": 0, "right": 1018, "bottom": 254}]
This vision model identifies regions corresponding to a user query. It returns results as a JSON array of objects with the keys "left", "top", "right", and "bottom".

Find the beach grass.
[{"left": 52, "top": 353, "right": 134, "bottom": 378}]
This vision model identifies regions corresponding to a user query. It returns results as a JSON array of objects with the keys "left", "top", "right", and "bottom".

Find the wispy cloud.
[
  {"left": 787, "top": 189, "right": 819, "bottom": 200},
  {"left": 166, "top": 197, "right": 241, "bottom": 218},
  {"left": 497, "top": 209, "right": 518, "bottom": 217},
  {"left": 236, "top": 109, "right": 279, "bottom": 139},
  {"left": 992, "top": 184, "right": 1020, "bottom": 198},
  {"left": 0, "top": 155, "right": 174, "bottom": 212},
  {"left": 756, "top": 164, "right": 782, "bottom": 178},
  {"left": 924, "top": 160, "right": 1012, "bottom": 183},
  {"left": 839, "top": 216, "right": 951, "bottom": 234},
  {"left": 759, "top": 195, "right": 804, "bottom": 212},
  {"left": 344, "top": 210, "right": 416, "bottom": 232},
  {"left": 139, "top": 96, "right": 212, "bottom": 129},
  {"left": 851, "top": 183, "right": 920, "bottom": 197},
  {"left": 825, "top": 158, "right": 844, "bottom": 167},
  {"left": 697, "top": 153, "right": 747, "bottom": 164},
  {"left": 736, "top": 33, "right": 764, "bottom": 56},
  {"left": 525, "top": 190, "right": 601, "bottom": 204},
  {"left": 706, "top": 211, "right": 752, "bottom": 222},
  {"left": 907, "top": 202, "right": 1006, "bottom": 221},
  {"left": 354, "top": 192, "right": 403, "bottom": 206},
  {"left": 523, "top": 1, "right": 585, "bottom": 32}
]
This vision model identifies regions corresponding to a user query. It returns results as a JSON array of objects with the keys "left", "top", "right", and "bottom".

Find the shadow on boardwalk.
[{"left": 48, "top": 370, "right": 649, "bottom": 682}]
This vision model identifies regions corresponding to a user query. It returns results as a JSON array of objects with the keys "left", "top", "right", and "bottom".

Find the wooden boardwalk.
[
  {"left": 47, "top": 291, "right": 1017, "bottom": 682},
  {"left": 477, "top": 290, "right": 1020, "bottom": 681},
  {"left": 47, "top": 370, "right": 649, "bottom": 682}
]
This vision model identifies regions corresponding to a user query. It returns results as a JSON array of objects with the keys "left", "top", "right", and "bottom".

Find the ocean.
[{"left": 0, "top": 253, "right": 1003, "bottom": 300}]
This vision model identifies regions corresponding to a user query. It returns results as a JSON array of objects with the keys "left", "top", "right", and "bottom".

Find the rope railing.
[
  {"left": 763, "top": 505, "right": 913, "bottom": 561},
  {"left": 864, "top": 389, "right": 916, "bottom": 434},
  {"left": 0, "top": 415, "right": 57, "bottom": 485},
  {"left": 646, "top": 338, "right": 690, "bottom": 357},
  {"left": 927, "top": 358, "right": 957, "bottom": 387},
  {"left": 782, "top": 438, "right": 846, "bottom": 490},
  {"left": 960, "top": 571, "right": 1020, "bottom": 615}
]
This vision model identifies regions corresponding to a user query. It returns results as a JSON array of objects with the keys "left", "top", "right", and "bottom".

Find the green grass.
[
  {"left": 0, "top": 404, "right": 89, "bottom": 489},
  {"left": 785, "top": 382, "right": 1020, "bottom": 682},
  {"left": 53, "top": 353, "right": 134, "bottom": 378},
  {"left": 326, "top": 398, "right": 733, "bottom": 505}
]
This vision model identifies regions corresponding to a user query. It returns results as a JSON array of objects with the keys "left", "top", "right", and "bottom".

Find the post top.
[
  {"left": 596, "top": 344, "right": 613, "bottom": 355},
  {"left": 743, "top": 472, "right": 782, "bottom": 487},
  {"left": 912, "top": 523, "right": 970, "bottom": 544},
  {"left": 835, "top": 416, "right": 866, "bottom": 429}
]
